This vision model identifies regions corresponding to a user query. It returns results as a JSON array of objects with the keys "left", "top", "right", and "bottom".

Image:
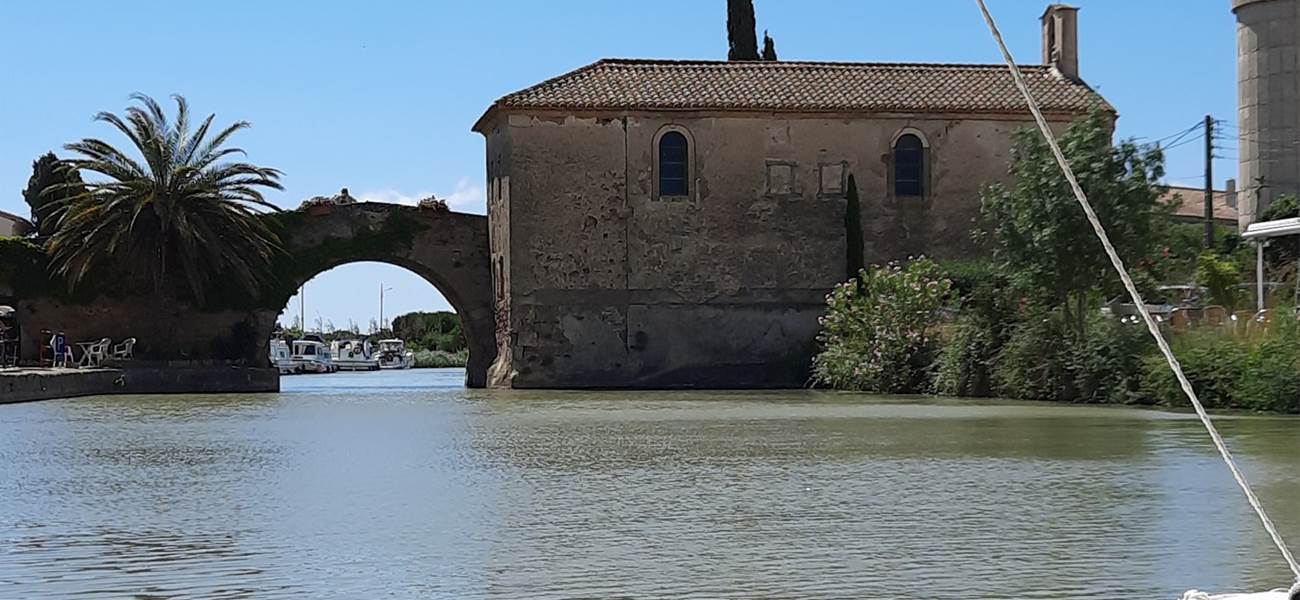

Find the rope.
[{"left": 974, "top": 0, "right": 1300, "bottom": 582}]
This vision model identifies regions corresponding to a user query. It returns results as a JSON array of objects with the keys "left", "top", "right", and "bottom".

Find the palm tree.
[{"left": 48, "top": 93, "right": 284, "bottom": 304}]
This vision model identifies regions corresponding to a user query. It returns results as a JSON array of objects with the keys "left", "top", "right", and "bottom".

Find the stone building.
[
  {"left": 1235, "top": 0, "right": 1300, "bottom": 226},
  {"left": 474, "top": 4, "right": 1111, "bottom": 388},
  {"left": 0, "top": 209, "right": 33, "bottom": 237}
]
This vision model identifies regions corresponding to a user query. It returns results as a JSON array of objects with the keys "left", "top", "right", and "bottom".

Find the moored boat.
[
  {"left": 291, "top": 338, "right": 336, "bottom": 373},
  {"left": 268, "top": 339, "right": 296, "bottom": 374},
  {"left": 376, "top": 338, "right": 415, "bottom": 369},
  {"left": 331, "top": 339, "right": 380, "bottom": 371}
]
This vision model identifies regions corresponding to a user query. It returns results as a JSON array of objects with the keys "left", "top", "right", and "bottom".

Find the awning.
[{"left": 1241, "top": 217, "right": 1300, "bottom": 240}]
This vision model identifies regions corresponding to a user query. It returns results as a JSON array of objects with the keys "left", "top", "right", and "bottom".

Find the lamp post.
[
  {"left": 379, "top": 284, "right": 393, "bottom": 333},
  {"left": 299, "top": 284, "right": 306, "bottom": 334}
]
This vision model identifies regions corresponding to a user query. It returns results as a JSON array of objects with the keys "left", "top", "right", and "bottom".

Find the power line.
[
  {"left": 1162, "top": 131, "right": 1205, "bottom": 151},
  {"left": 1136, "top": 120, "right": 1204, "bottom": 146}
]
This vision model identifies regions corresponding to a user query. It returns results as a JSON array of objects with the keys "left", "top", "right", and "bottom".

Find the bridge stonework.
[
  {"left": 8, "top": 203, "right": 498, "bottom": 389},
  {"left": 268, "top": 203, "right": 497, "bottom": 388}
]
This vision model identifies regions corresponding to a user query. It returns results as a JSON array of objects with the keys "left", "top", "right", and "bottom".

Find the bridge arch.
[{"left": 265, "top": 202, "right": 495, "bottom": 387}]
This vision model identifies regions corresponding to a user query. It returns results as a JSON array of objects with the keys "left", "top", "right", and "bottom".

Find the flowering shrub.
[{"left": 812, "top": 258, "right": 952, "bottom": 392}]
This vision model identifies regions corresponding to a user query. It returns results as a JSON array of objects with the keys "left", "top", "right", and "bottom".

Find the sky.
[{"left": 0, "top": 1, "right": 1239, "bottom": 331}]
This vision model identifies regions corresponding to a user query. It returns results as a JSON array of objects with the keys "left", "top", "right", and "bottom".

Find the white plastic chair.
[
  {"left": 78, "top": 338, "right": 110, "bottom": 368},
  {"left": 110, "top": 337, "right": 136, "bottom": 360}
]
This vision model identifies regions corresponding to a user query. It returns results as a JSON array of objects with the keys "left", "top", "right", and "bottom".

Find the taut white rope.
[{"left": 974, "top": 0, "right": 1300, "bottom": 582}]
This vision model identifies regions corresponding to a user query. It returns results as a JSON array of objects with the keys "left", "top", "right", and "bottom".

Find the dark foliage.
[
  {"left": 726, "top": 0, "right": 758, "bottom": 60},
  {"left": 391, "top": 310, "right": 465, "bottom": 352},
  {"left": 22, "top": 152, "right": 85, "bottom": 238},
  {"left": 844, "top": 174, "right": 863, "bottom": 279},
  {"left": 761, "top": 30, "right": 777, "bottom": 61}
]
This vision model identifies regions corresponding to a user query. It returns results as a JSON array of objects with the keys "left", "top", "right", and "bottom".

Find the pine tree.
[
  {"left": 726, "top": 0, "right": 759, "bottom": 60},
  {"left": 761, "top": 30, "right": 778, "bottom": 61}
]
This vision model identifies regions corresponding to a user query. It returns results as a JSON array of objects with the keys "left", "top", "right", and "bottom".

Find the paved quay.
[
  {"left": 0, "top": 367, "right": 123, "bottom": 404},
  {"left": 0, "top": 363, "right": 278, "bottom": 404}
]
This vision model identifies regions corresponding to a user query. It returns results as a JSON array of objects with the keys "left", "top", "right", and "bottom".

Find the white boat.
[
  {"left": 376, "top": 338, "right": 415, "bottom": 369},
  {"left": 268, "top": 339, "right": 296, "bottom": 374},
  {"left": 291, "top": 339, "right": 336, "bottom": 373},
  {"left": 331, "top": 339, "right": 379, "bottom": 371}
]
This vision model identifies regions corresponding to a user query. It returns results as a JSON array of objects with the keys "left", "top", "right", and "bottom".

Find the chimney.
[
  {"left": 1041, "top": 4, "right": 1080, "bottom": 80},
  {"left": 1226, "top": 178, "right": 1238, "bottom": 209}
]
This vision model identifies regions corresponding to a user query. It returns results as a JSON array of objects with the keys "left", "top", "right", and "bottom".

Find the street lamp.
[{"left": 379, "top": 284, "right": 394, "bottom": 332}]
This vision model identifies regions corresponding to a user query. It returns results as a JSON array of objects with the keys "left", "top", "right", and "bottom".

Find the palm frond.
[{"left": 49, "top": 93, "right": 285, "bottom": 305}]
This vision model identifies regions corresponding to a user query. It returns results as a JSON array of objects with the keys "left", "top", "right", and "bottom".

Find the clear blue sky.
[{"left": 0, "top": 1, "right": 1238, "bottom": 331}]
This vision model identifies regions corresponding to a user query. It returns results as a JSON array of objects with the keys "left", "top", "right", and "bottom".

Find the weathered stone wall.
[
  {"left": 486, "top": 110, "right": 1078, "bottom": 388},
  {"left": 14, "top": 295, "right": 275, "bottom": 365},
  {"left": 485, "top": 124, "right": 515, "bottom": 387}
]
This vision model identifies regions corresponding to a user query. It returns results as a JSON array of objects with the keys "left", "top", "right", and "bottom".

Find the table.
[{"left": 76, "top": 341, "right": 99, "bottom": 368}]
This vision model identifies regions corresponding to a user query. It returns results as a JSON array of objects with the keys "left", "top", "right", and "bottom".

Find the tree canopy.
[
  {"left": 22, "top": 152, "right": 85, "bottom": 238},
  {"left": 47, "top": 93, "right": 284, "bottom": 304},
  {"left": 727, "top": 0, "right": 758, "bottom": 60},
  {"left": 391, "top": 310, "right": 465, "bottom": 352},
  {"left": 978, "top": 110, "right": 1169, "bottom": 336}
]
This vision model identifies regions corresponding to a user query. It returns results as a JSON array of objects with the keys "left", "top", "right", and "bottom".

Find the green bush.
[
  {"left": 932, "top": 261, "right": 1015, "bottom": 397},
  {"left": 1070, "top": 314, "right": 1152, "bottom": 404},
  {"left": 933, "top": 315, "right": 1002, "bottom": 397},
  {"left": 1139, "top": 330, "right": 1246, "bottom": 410},
  {"left": 811, "top": 258, "right": 952, "bottom": 393},
  {"left": 1195, "top": 252, "right": 1241, "bottom": 310},
  {"left": 1236, "top": 333, "right": 1300, "bottom": 412},
  {"left": 413, "top": 349, "right": 468, "bottom": 368},
  {"left": 1136, "top": 312, "right": 1300, "bottom": 412},
  {"left": 990, "top": 310, "right": 1068, "bottom": 401}
]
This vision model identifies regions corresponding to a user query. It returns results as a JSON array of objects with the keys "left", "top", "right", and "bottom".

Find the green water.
[{"left": 1, "top": 369, "right": 1297, "bottom": 599}]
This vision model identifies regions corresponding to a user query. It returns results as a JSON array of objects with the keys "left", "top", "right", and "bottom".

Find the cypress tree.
[
  {"left": 761, "top": 30, "right": 778, "bottom": 61},
  {"left": 844, "top": 174, "right": 864, "bottom": 279},
  {"left": 727, "top": 0, "right": 759, "bottom": 60},
  {"left": 22, "top": 152, "right": 85, "bottom": 238}
]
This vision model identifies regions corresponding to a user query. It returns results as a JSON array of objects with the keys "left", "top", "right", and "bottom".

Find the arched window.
[
  {"left": 893, "top": 134, "right": 925, "bottom": 197},
  {"left": 658, "top": 131, "right": 689, "bottom": 197}
]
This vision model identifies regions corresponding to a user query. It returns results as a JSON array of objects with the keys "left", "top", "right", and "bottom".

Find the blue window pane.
[
  {"left": 659, "top": 131, "right": 689, "bottom": 196},
  {"left": 894, "top": 134, "right": 924, "bottom": 197}
]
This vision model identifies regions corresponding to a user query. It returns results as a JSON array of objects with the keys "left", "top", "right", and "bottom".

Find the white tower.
[{"left": 1235, "top": 0, "right": 1300, "bottom": 227}]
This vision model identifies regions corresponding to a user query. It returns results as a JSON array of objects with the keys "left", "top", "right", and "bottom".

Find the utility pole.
[
  {"left": 299, "top": 285, "right": 305, "bottom": 334},
  {"left": 1204, "top": 114, "right": 1215, "bottom": 249}
]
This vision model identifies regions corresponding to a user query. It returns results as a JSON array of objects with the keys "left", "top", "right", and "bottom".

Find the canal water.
[{"left": 1, "top": 369, "right": 1297, "bottom": 599}]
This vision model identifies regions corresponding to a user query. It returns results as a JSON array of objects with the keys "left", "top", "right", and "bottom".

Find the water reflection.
[{"left": 0, "top": 372, "right": 1296, "bottom": 598}]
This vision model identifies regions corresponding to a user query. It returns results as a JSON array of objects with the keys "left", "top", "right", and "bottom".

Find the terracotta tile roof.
[
  {"left": 474, "top": 58, "right": 1112, "bottom": 129},
  {"left": 1160, "top": 186, "right": 1237, "bottom": 224}
]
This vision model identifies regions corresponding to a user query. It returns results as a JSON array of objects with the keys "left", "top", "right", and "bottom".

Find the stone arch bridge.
[
  {"left": 267, "top": 202, "right": 496, "bottom": 387},
  {"left": 8, "top": 202, "right": 497, "bottom": 388}
]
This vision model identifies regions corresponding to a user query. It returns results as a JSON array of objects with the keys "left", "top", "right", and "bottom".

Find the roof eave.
[{"left": 471, "top": 104, "right": 500, "bottom": 134}]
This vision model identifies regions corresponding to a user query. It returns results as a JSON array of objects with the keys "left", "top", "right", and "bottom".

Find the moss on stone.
[
  {"left": 200, "top": 207, "right": 431, "bottom": 311},
  {"left": 0, "top": 236, "right": 56, "bottom": 298}
]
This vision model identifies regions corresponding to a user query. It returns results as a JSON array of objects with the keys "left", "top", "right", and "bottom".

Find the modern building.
[
  {"left": 1234, "top": 0, "right": 1300, "bottom": 227},
  {"left": 475, "top": 4, "right": 1112, "bottom": 388}
]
